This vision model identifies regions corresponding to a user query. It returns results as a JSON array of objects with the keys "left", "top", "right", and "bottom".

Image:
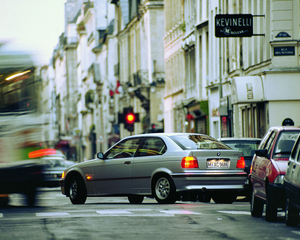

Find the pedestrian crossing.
[{"left": 0, "top": 209, "right": 202, "bottom": 219}]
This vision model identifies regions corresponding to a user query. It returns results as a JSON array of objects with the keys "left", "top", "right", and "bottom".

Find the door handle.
[{"left": 124, "top": 161, "right": 131, "bottom": 165}]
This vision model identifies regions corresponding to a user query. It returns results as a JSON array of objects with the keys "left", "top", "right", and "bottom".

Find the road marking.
[
  {"left": 218, "top": 211, "right": 251, "bottom": 215},
  {"left": 36, "top": 212, "right": 69, "bottom": 217},
  {"left": 96, "top": 210, "right": 132, "bottom": 215},
  {"left": 159, "top": 210, "right": 201, "bottom": 215},
  {"left": 1, "top": 209, "right": 202, "bottom": 220}
]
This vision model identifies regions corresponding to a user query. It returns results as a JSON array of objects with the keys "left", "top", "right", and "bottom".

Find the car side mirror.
[
  {"left": 255, "top": 149, "right": 268, "bottom": 157},
  {"left": 97, "top": 152, "right": 104, "bottom": 159}
]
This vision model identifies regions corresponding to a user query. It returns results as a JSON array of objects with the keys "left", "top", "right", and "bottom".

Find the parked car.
[
  {"left": 284, "top": 134, "right": 300, "bottom": 226},
  {"left": 219, "top": 137, "right": 261, "bottom": 198},
  {"left": 250, "top": 126, "right": 300, "bottom": 221},
  {"left": 41, "top": 157, "right": 75, "bottom": 187},
  {"left": 60, "top": 133, "right": 247, "bottom": 205}
]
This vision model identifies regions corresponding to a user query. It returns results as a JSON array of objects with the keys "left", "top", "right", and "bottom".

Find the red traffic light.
[{"left": 125, "top": 113, "right": 136, "bottom": 124}]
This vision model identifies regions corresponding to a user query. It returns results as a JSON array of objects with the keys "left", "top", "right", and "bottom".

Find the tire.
[
  {"left": 26, "top": 187, "right": 37, "bottom": 206},
  {"left": 212, "top": 191, "right": 237, "bottom": 204},
  {"left": 0, "top": 196, "right": 9, "bottom": 207},
  {"left": 285, "top": 198, "right": 299, "bottom": 226},
  {"left": 69, "top": 176, "right": 87, "bottom": 204},
  {"left": 265, "top": 187, "right": 277, "bottom": 222},
  {"left": 153, "top": 175, "right": 176, "bottom": 204},
  {"left": 128, "top": 195, "right": 144, "bottom": 204},
  {"left": 250, "top": 190, "right": 263, "bottom": 217}
]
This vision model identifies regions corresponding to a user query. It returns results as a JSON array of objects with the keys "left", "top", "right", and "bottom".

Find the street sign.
[
  {"left": 274, "top": 46, "right": 295, "bottom": 56},
  {"left": 215, "top": 14, "right": 253, "bottom": 37}
]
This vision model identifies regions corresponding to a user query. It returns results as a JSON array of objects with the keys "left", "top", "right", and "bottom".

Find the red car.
[{"left": 250, "top": 126, "right": 300, "bottom": 221}]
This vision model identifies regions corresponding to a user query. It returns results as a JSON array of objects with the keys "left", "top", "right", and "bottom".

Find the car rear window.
[{"left": 170, "top": 134, "right": 230, "bottom": 150}]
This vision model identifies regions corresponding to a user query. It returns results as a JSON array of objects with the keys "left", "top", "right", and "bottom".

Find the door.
[
  {"left": 132, "top": 137, "right": 167, "bottom": 193},
  {"left": 92, "top": 137, "right": 141, "bottom": 195},
  {"left": 252, "top": 130, "right": 276, "bottom": 199}
]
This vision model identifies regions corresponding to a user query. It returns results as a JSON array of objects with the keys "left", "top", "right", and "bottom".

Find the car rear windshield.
[{"left": 170, "top": 134, "right": 231, "bottom": 150}]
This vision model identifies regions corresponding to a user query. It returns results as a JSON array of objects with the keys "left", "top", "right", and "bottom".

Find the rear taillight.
[
  {"left": 181, "top": 156, "right": 199, "bottom": 168},
  {"left": 236, "top": 156, "right": 245, "bottom": 169}
]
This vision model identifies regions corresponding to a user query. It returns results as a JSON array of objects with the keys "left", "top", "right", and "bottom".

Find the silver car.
[{"left": 59, "top": 133, "right": 247, "bottom": 204}]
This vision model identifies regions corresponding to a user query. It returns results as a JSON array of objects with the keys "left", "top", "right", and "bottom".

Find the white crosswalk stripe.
[{"left": 0, "top": 209, "right": 201, "bottom": 219}]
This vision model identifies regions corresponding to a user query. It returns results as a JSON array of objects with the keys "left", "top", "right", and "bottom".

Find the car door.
[
  {"left": 252, "top": 130, "right": 276, "bottom": 199},
  {"left": 132, "top": 137, "right": 167, "bottom": 193},
  {"left": 286, "top": 136, "right": 300, "bottom": 205},
  {"left": 92, "top": 137, "right": 141, "bottom": 195}
]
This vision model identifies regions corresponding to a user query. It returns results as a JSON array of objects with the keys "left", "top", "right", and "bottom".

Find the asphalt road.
[{"left": 0, "top": 188, "right": 299, "bottom": 240}]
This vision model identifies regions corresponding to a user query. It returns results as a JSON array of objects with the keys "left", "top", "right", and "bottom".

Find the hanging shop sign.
[{"left": 215, "top": 14, "right": 253, "bottom": 37}]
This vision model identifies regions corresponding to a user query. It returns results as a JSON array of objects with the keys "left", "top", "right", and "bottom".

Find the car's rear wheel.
[
  {"left": 26, "top": 187, "right": 37, "bottom": 206},
  {"left": 212, "top": 191, "right": 237, "bottom": 204},
  {"left": 265, "top": 187, "right": 277, "bottom": 222},
  {"left": 128, "top": 195, "right": 144, "bottom": 204},
  {"left": 69, "top": 176, "right": 87, "bottom": 204},
  {"left": 285, "top": 198, "right": 299, "bottom": 226},
  {"left": 250, "top": 190, "right": 263, "bottom": 217},
  {"left": 153, "top": 175, "right": 176, "bottom": 204}
]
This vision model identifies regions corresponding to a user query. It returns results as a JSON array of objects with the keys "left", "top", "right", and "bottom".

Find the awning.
[{"left": 231, "top": 76, "right": 264, "bottom": 104}]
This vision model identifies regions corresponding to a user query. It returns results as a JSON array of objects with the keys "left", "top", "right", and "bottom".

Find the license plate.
[{"left": 207, "top": 159, "right": 230, "bottom": 169}]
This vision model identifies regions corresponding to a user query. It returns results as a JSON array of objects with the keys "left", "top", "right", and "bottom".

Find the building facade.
[{"left": 42, "top": 0, "right": 300, "bottom": 161}]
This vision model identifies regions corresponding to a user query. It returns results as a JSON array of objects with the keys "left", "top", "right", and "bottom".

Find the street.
[{"left": 0, "top": 188, "right": 299, "bottom": 240}]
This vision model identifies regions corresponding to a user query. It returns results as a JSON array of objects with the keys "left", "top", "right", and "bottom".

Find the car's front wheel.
[
  {"left": 250, "top": 190, "right": 263, "bottom": 217},
  {"left": 285, "top": 198, "right": 299, "bottom": 226},
  {"left": 128, "top": 195, "right": 144, "bottom": 204},
  {"left": 69, "top": 176, "right": 87, "bottom": 204},
  {"left": 153, "top": 175, "right": 176, "bottom": 204}
]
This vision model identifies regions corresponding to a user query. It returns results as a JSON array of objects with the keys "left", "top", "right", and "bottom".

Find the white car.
[
  {"left": 59, "top": 133, "right": 247, "bottom": 204},
  {"left": 284, "top": 133, "right": 300, "bottom": 226}
]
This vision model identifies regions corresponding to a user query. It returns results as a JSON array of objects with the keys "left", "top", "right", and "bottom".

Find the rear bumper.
[{"left": 172, "top": 171, "right": 248, "bottom": 192}]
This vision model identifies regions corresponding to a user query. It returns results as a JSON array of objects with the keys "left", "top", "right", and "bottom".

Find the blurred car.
[
  {"left": 284, "top": 134, "right": 300, "bottom": 226},
  {"left": 219, "top": 137, "right": 261, "bottom": 198},
  {"left": 250, "top": 126, "right": 300, "bottom": 221},
  {"left": 41, "top": 157, "right": 75, "bottom": 187},
  {"left": 60, "top": 133, "right": 247, "bottom": 205},
  {"left": 0, "top": 160, "right": 44, "bottom": 206}
]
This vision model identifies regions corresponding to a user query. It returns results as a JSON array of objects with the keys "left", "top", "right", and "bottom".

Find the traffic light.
[{"left": 123, "top": 107, "right": 139, "bottom": 133}]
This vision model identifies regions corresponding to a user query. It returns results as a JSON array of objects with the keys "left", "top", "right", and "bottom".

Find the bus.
[{"left": 0, "top": 45, "right": 44, "bottom": 205}]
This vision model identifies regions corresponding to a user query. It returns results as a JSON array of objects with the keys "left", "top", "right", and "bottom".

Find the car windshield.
[
  {"left": 273, "top": 131, "right": 300, "bottom": 157},
  {"left": 222, "top": 140, "right": 260, "bottom": 157},
  {"left": 170, "top": 134, "right": 230, "bottom": 150}
]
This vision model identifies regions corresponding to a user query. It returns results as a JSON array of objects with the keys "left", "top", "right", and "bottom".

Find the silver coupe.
[{"left": 59, "top": 133, "right": 247, "bottom": 204}]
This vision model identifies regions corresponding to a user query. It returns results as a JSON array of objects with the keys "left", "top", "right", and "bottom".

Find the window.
[
  {"left": 273, "top": 131, "right": 300, "bottom": 157},
  {"left": 105, "top": 138, "right": 141, "bottom": 159},
  {"left": 264, "top": 131, "right": 276, "bottom": 156},
  {"left": 170, "top": 134, "right": 230, "bottom": 150},
  {"left": 137, "top": 137, "right": 167, "bottom": 157}
]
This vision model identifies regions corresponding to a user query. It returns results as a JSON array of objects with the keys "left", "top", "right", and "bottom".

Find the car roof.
[
  {"left": 268, "top": 126, "right": 300, "bottom": 131},
  {"left": 219, "top": 137, "right": 262, "bottom": 141},
  {"left": 124, "top": 133, "right": 209, "bottom": 138}
]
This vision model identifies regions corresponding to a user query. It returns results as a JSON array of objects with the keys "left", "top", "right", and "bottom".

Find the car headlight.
[{"left": 274, "top": 175, "right": 285, "bottom": 184}]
